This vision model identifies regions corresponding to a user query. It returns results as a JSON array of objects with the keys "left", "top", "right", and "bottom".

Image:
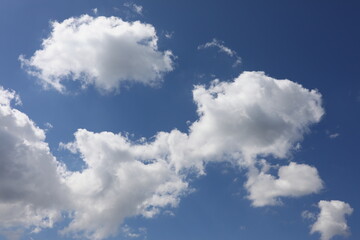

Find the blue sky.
[{"left": 0, "top": 0, "right": 359, "bottom": 240}]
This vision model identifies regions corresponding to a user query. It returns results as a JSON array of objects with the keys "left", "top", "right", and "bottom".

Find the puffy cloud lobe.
[
  {"left": 311, "top": 200, "right": 353, "bottom": 240},
  {"left": 61, "top": 130, "right": 188, "bottom": 239},
  {"left": 245, "top": 163, "right": 323, "bottom": 207},
  {"left": 0, "top": 86, "right": 68, "bottom": 231},
  {"left": 20, "top": 15, "right": 173, "bottom": 93},
  {"left": 188, "top": 71, "right": 323, "bottom": 162}
]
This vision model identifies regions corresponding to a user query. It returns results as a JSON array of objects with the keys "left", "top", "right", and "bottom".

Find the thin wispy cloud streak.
[{"left": 198, "top": 38, "right": 241, "bottom": 67}]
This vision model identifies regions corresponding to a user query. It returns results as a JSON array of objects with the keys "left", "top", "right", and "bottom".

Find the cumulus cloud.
[
  {"left": 311, "top": 200, "right": 353, "bottom": 240},
  {"left": 20, "top": 15, "right": 173, "bottom": 93},
  {"left": 61, "top": 72, "right": 325, "bottom": 221},
  {"left": 245, "top": 163, "right": 323, "bottom": 207},
  {"left": 58, "top": 72, "right": 323, "bottom": 239},
  {"left": 188, "top": 71, "right": 323, "bottom": 162},
  {"left": 0, "top": 86, "right": 188, "bottom": 240},
  {"left": 59, "top": 72, "right": 324, "bottom": 236},
  {"left": 60, "top": 130, "right": 188, "bottom": 239},
  {"left": 0, "top": 86, "right": 68, "bottom": 232},
  {"left": 0, "top": 71, "right": 325, "bottom": 239},
  {"left": 198, "top": 38, "right": 241, "bottom": 66}
]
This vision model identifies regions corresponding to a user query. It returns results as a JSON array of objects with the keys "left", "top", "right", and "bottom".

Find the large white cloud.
[
  {"left": 311, "top": 200, "right": 353, "bottom": 240},
  {"left": 0, "top": 71, "right": 327, "bottom": 239},
  {"left": 188, "top": 71, "right": 323, "bottom": 162},
  {"left": 0, "top": 86, "right": 188, "bottom": 240},
  {"left": 186, "top": 72, "right": 324, "bottom": 205},
  {"left": 133, "top": 71, "right": 324, "bottom": 174},
  {"left": 0, "top": 86, "right": 68, "bottom": 232},
  {"left": 60, "top": 130, "right": 188, "bottom": 240},
  {"left": 19, "top": 15, "right": 174, "bottom": 93},
  {"left": 59, "top": 72, "right": 325, "bottom": 238}
]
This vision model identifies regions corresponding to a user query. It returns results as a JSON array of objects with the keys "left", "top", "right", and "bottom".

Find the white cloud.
[
  {"left": 329, "top": 133, "right": 340, "bottom": 139},
  {"left": 311, "top": 200, "right": 353, "bottom": 240},
  {"left": 60, "top": 130, "right": 189, "bottom": 239},
  {"left": 302, "top": 210, "right": 316, "bottom": 220},
  {"left": 121, "top": 225, "right": 146, "bottom": 239},
  {"left": 245, "top": 162, "right": 323, "bottom": 207},
  {"left": 122, "top": 71, "right": 325, "bottom": 203},
  {"left": 92, "top": 8, "right": 98, "bottom": 15},
  {"left": 123, "top": 3, "right": 143, "bottom": 15},
  {"left": 0, "top": 71, "right": 325, "bottom": 239},
  {"left": 56, "top": 71, "right": 325, "bottom": 238},
  {"left": 133, "top": 4, "right": 143, "bottom": 15},
  {"left": 0, "top": 86, "right": 69, "bottom": 232},
  {"left": 188, "top": 71, "right": 323, "bottom": 163},
  {"left": 20, "top": 15, "right": 173, "bottom": 93},
  {"left": 0, "top": 86, "right": 188, "bottom": 240},
  {"left": 198, "top": 38, "right": 241, "bottom": 66},
  {"left": 164, "top": 31, "right": 174, "bottom": 39}
]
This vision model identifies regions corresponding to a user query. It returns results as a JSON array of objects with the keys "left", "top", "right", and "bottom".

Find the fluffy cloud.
[
  {"left": 188, "top": 71, "right": 323, "bottom": 161},
  {"left": 311, "top": 200, "right": 353, "bottom": 240},
  {"left": 59, "top": 71, "right": 325, "bottom": 237},
  {"left": 185, "top": 72, "right": 324, "bottom": 205},
  {"left": 0, "top": 71, "right": 326, "bottom": 239},
  {"left": 60, "top": 130, "right": 188, "bottom": 239},
  {"left": 20, "top": 15, "right": 173, "bottom": 93},
  {"left": 245, "top": 162, "right": 323, "bottom": 207},
  {"left": 57, "top": 72, "right": 323, "bottom": 239},
  {"left": 0, "top": 86, "right": 188, "bottom": 240},
  {"left": 0, "top": 86, "right": 68, "bottom": 231}
]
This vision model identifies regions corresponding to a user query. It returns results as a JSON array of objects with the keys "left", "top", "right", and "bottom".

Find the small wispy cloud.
[
  {"left": 329, "top": 133, "right": 340, "bottom": 139},
  {"left": 198, "top": 38, "right": 241, "bottom": 67},
  {"left": 326, "top": 130, "right": 340, "bottom": 139},
  {"left": 92, "top": 8, "right": 98, "bottom": 15},
  {"left": 122, "top": 225, "right": 147, "bottom": 239},
  {"left": 164, "top": 31, "right": 174, "bottom": 39},
  {"left": 302, "top": 210, "right": 316, "bottom": 220},
  {"left": 124, "top": 2, "right": 143, "bottom": 15},
  {"left": 44, "top": 122, "right": 53, "bottom": 132}
]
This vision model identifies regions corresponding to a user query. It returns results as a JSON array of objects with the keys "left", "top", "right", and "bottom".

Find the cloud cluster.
[
  {"left": 310, "top": 200, "right": 353, "bottom": 240},
  {"left": 58, "top": 71, "right": 325, "bottom": 237},
  {"left": 0, "top": 71, "right": 330, "bottom": 239},
  {"left": 20, "top": 15, "right": 173, "bottom": 93},
  {"left": 0, "top": 85, "right": 187, "bottom": 239}
]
